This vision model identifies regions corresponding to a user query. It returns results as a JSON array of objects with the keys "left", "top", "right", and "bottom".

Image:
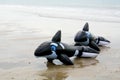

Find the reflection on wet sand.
[
  {"left": 39, "top": 58, "right": 99, "bottom": 80},
  {"left": 41, "top": 69, "right": 68, "bottom": 80},
  {"left": 99, "top": 46, "right": 111, "bottom": 52},
  {"left": 73, "top": 58, "right": 99, "bottom": 68}
]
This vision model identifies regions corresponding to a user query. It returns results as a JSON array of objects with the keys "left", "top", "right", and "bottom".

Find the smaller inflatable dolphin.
[
  {"left": 74, "top": 22, "right": 110, "bottom": 51},
  {"left": 34, "top": 30, "right": 99, "bottom": 65}
]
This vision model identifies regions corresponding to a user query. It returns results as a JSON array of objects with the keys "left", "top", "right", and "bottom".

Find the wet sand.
[{"left": 0, "top": 6, "right": 120, "bottom": 80}]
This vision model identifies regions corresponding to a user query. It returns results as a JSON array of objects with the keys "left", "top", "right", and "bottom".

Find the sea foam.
[{"left": 0, "top": 5, "right": 120, "bottom": 23}]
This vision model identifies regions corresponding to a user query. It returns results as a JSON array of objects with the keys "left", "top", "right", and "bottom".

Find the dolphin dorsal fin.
[
  {"left": 83, "top": 22, "right": 89, "bottom": 31},
  {"left": 52, "top": 30, "right": 61, "bottom": 42}
]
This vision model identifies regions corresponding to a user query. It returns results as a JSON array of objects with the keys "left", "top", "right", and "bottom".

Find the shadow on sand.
[{"left": 38, "top": 58, "right": 99, "bottom": 80}]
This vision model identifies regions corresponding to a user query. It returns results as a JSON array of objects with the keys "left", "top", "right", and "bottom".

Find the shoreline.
[{"left": 0, "top": 5, "right": 120, "bottom": 23}]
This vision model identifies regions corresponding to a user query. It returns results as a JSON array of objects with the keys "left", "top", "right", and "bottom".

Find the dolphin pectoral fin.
[
  {"left": 89, "top": 41, "right": 100, "bottom": 51},
  {"left": 58, "top": 54, "right": 73, "bottom": 65}
]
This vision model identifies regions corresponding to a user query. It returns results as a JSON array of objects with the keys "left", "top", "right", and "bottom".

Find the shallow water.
[{"left": 0, "top": 5, "right": 120, "bottom": 80}]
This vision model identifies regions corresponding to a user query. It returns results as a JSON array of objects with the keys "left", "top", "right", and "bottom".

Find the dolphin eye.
[{"left": 51, "top": 45, "right": 57, "bottom": 51}]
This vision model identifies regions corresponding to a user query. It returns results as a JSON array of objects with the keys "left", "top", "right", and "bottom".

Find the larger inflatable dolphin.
[
  {"left": 34, "top": 30, "right": 99, "bottom": 65},
  {"left": 74, "top": 22, "right": 110, "bottom": 51}
]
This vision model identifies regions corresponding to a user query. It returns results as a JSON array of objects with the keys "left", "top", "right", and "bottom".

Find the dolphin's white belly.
[
  {"left": 98, "top": 41, "right": 110, "bottom": 46},
  {"left": 81, "top": 52, "right": 98, "bottom": 58}
]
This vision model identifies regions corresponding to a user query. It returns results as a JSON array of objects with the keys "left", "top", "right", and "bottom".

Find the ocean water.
[
  {"left": 0, "top": 0, "right": 120, "bottom": 23},
  {"left": 0, "top": 0, "right": 120, "bottom": 8}
]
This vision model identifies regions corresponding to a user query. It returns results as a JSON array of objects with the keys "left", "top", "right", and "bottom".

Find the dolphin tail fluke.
[
  {"left": 96, "top": 36, "right": 110, "bottom": 46},
  {"left": 58, "top": 54, "right": 73, "bottom": 65}
]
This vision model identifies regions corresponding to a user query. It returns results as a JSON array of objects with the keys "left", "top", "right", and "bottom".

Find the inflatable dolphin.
[
  {"left": 34, "top": 30, "right": 99, "bottom": 65},
  {"left": 74, "top": 22, "right": 110, "bottom": 51}
]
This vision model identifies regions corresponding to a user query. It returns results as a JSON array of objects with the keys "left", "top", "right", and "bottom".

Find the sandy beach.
[{"left": 0, "top": 5, "right": 120, "bottom": 80}]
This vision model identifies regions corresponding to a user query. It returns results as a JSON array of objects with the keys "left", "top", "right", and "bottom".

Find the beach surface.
[{"left": 0, "top": 5, "right": 120, "bottom": 80}]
